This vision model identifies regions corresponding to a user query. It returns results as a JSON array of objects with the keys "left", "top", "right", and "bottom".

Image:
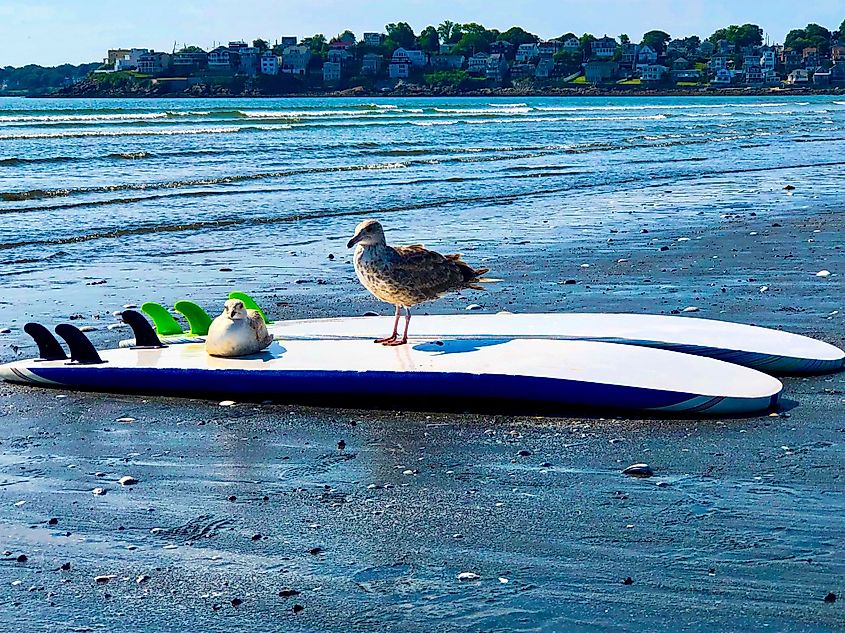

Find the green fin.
[
  {"left": 228, "top": 291, "right": 270, "bottom": 324},
  {"left": 174, "top": 300, "right": 213, "bottom": 336},
  {"left": 140, "top": 302, "right": 184, "bottom": 336}
]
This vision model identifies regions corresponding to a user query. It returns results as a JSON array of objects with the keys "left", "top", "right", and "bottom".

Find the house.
[
  {"left": 329, "top": 39, "right": 355, "bottom": 52},
  {"left": 592, "top": 36, "right": 617, "bottom": 59},
  {"left": 830, "top": 61, "right": 845, "bottom": 82},
  {"left": 535, "top": 57, "right": 556, "bottom": 79},
  {"left": 637, "top": 45, "right": 657, "bottom": 65},
  {"left": 832, "top": 45, "right": 845, "bottom": 63},
  {"left": 743, "top": 54, "right": 760, "bottom": 69},
  {"left": 260, "top": 51, "right": 279, "bottom": 75},
  {"left": 709, "top": 55, "right": 728, "bottom": 71},
  {"left": 363, "top": 32, "right": 383, "bottom": 47},
  {"left": 467, "top": 52, "right": 490, "bottom": 75},
  {"left": 802, "top": 47, "right": 819, "bottom": 68},
  {"left": 361, "top": 53, "right": 382, "bottom": 75},
  {"left": 489, "top": 40, "right": 513, "bottom": 55},
  {"left": 672, "top": 69, "right": 701, "bottom": 83},
  {"left": 280, "top": 37, "right": 298, "bottom": 48},
  {"left": 281, "top": 45, "right": 311, "bottom": 75},
  {"left": 583, "top": 60, "right": 618, "bottom": 83},
  {"left": 439, "top": 43, "right": 455, "bottom": 54},
  {"left": 787, "top": 68, "right": 809, "bottom": 84},
  {"left": 744, "top": 65, "right": 764, "bottom": 84},
  {"left": 106, "top": 49, "right": 131, "bottom": 66},
  {"left": 538, "top": 40, "right": 561, "bottom": 56},
  {"left": 228, "top": 41, "right": 249, "bottom": 54},
  {"left": 812, "top": 68, "right": 831, "bottom": 85},
  {"left": 666, "top": 39, "right": 687, "bottom": 54},
  {"left": 172, "top": 50, "right": 207, "bottom": 71},
  {"left": 323, "top": 61, "right": 341, "bottom": 83},
  {"left": 781, "top": 49, "right": 802, "bottom": 72},
  {"left": 114, "top": 48, "right": 148, "bottom": 71},
  {"left": 760, "top": 50, "right": 777, "bottom": 72},
  {"left": 388, "top": 50, "right": 411, "bottom": 78},
  {"left": 716, "top": 39, "right": 732, "bottom": 54},
  {"left": 619, "top": 43, "right": 639, "bottom": 69},
  {"left": 136, "top": 51, "right": 171, "bottom": 74},
  {"left": 672, "top": 57, "right": 690, "bottom": 70},
  {"left": 712, "top": 68, "right": 733, "bottom": 85},
  {"left": 562, "top": 36, "right": 581, "bottom": 52},
  {"left": 236, "top": 47, "right": 261, "bottom": 76},
  {"left": 393, "top": 48, "right": 426, "bottom": 67},
  {"left": 327, "top": 48, "right": 352, "bottom": 64},
  {"left": 510, "top": 62, "right": 536, "bottom": 78},
  {"left": 429, "top": 54, "right": 464, "bottom": 70},
  {"left": 639, "top": 64, "right": 668, "bottom": 82},
  {"left": 208, "top": 46, "right": 233, "bottom": 69},
  {"left": 697, "top": 40, "right": 715, "bottom": 56},
  {"left": 486, "top": 53, "right": 508, "bottom": 84},
  {"left": 515, "top": 43, "right": 539, "bottom": 62}
]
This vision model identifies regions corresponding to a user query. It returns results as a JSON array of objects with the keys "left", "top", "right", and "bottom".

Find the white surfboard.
[{"left": 1, "top": 338, "right": 782, "bottom": 415}]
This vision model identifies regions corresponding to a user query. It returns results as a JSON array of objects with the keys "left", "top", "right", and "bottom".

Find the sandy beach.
[{"left": 1, "top": 194, "right": 842, "bottom": 631}]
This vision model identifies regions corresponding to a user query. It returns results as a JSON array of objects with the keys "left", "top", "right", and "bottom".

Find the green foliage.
[
  {"left": 642, "top": 30, "right": 671, "bottom": 54},
  {"left": 619, "top": 34, "right": 630, "bottom": 45},
  {"left": 785, "top": 24, "right": 832, "bottom": 55},
  {"left": 437, "top": 21, "right": 463, "bottom": 44},
  {"left": 840, "top": 19, "right": 845, "bottom": 40},
  {"left": 451, "top": 24, "right": 499, "bottom": 55},
  {"left": 252, "top": 39, "right": 268, "bottom": 53},
  {"left": 553, "top": 50, "right": 582, "bottom": 73},
  {"left": 178, "top": 45, "right": 205, "bottom": 53},
  {"left": 579, "top": 33, "right": 596, "bottom": 52},
  {"left": 424, "top": 69, "right": 471, "bottom": 88},
  {"left": 338, "top": 30, "right": 356, "bottom": 43},
  {"left": 0, "top": 62, "right": 99, "bottom": 93},
  {"left": 418, "top": 26, "right": 440, "bottom": 53},
  {"left": 385, "top": 22, "right": 416, "bottom": 50},
  {"left": 498, "top": 27, "right": 539, "bottom": 46},
  {"left": 303, "top": 34, "right": 327, "bottom": 57},
  {"left": 708, "top": 24, "right": 763, "bottom": 48},
  {"left": 91, "top": 71, "right": 150, "bottom": 91}
]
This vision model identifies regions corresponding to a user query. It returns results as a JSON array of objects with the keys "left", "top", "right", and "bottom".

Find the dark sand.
[{"left": 0, "top": 203, "right": 843, "bottom": 632}]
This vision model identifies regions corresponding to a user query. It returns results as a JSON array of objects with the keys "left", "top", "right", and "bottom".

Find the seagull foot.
[
  {"left": 381, "top": 338, "right": 408, "bottom": 347},
  {"left": 374, "top": 335, "right": 397, "bottom": 344}
]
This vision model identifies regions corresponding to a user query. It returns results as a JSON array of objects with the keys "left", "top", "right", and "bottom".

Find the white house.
[
  {"left": 562, "top": 36, "right": 580, "bottom": 52},
  {"left": 323, "top": 61, "right": 341, "bottom": 82},
  {"left": 389, "top": 50, "right": 411, "bottom": 78},
  {"left": 393, "top": 48, "right": 426, "bottom": 67},
  {"left": 363, "top": 32, "right": 382, "bottom": 46},
  {"left": 709, "top": 55, "right": 728, "bottom": 71},
  {"left": 592, "top": 36, "right": 617, "bottom": 59},
  {"left": 486, "top": 53, "right": 508, "bottom": 84},
  {"left": 136, "top": 51, "right": 171, "bottom": 74},
  {"left": 467, "top": 52, "right": 490, "bottom": 74},
  {"left": 260, "top": 52, "right": 279, "bottom": 75},
  {"left": 787, "top": 68, "right": 809, "bottom": 84},
  {"left": 281, "top": 45, "right": 311, "bottom": 75},
  {"left": 760, "top": 50, "right": 777, "bottom": 72},
  {"left": 115, "top": 48, "right": 148, "bottom": 71},
  {"left": 538, "top": 40, "right": 561, "bottom": 56},
  {"left": 515, "top": 43, "right": 539, "bottom": 62},
  {"left": 208, "top": 46, "right": 233, "bottom": 69},
  {"left": 712, "top": 68, "right": 733, "bottom": 85},
  {"left": 639, "top": 64, "right": 668, "bottom": 82},
  {"left": 637, "top": 45, "right": 657, "bottom": 65}
]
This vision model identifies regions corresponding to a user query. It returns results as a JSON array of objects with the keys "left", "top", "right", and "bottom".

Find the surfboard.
[
  {"left": 122, "top": 302, "right": 845, "bottom": 375},
  {"left": 1, "top": 337, "right": 781, "bottom": 416}
]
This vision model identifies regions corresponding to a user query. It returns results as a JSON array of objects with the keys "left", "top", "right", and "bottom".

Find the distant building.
[
  {"left": 812, "top": 68, "right": 831, "bottom": 85},
  {"left": 172, "top": 50, "right": 208, "bottom": 71},
  {"left": 538, "top": 40, "right": 561, "bottom": 56},
  {"left": 281, "top": 45, "right": 311, "bottom": 76},
  {"left": 709, "top": 55, "right": 728, "bottom": 71},
  {"left": 781, "top": 49, "right": 802, "bottom": 72},
  {"left": 439, "top": 43, "right": 455, "bottom": 54},
  {"left": 260, "top": 51, "right": 279, "bottom": 75},
  {"left": 591, "top": 36, "right": 617, "bottom": 59},
  {"left": 672, "top": 57, "right": 690, "bottom": 70},
  {"left": 323, "top": 61, "right": 342, "bottom": 83},
  {"left": 392, "top": 47, "right": 426, "bottom": 67},
  {"left": 489, "top": 40, "right": 513, "bottom": 55},
  {"left": 363, "top": 32, "right": 383, "bottom": 47},
  {"left": 760, "top": 50, "right": 777, "bottom": 72},
  {"left": 327, "top": 48, "right": 352, "bottom": 64},
  {"left": 583, "top": 60, "right": 618, "bottom": 83},
  {"left": 280, "top": 36, "right": 298, "bottom": 48},
  {"left": 637, "top": 44, "right": 657, "bottom": 65},
  {"left": 830, "top": 61, "right": 845, "bottom": 82},
  {"left": 510, "top": 62, "right": 536, "bottom": 79},
  {"left": 237, "top": 47, "right": 261, "bottom": 76},
  {"left": 208, "top": 46, "right": 234, "bottom": 69},
  {"left": 832, "top": 45, "right": 845, "bottom": 63},
  {"left": 136, "top": 51, "right": 171, "bottom": 74},
  {"left": 639, "top": 64, "right": 669, "bottom": 82},
  {"left": 114, "top": 48, "right": 148, "bottom": 71},
  {"left": 712, "top": 68, "right": 733, "bottom": 85},
  {"left": 697, "top": 40, "right": 715, "bottom": 57},
  {"left": 228, "top": 41, "right": 249, "bottom": 54},
  {"left": 467, "top": 52, "right": 490, "bottom": 75},
  {"left": 361, "top": 53, "right": 382, "bottom": 75},
  {"left": 787, "top": 68, "right": 809, "bottom": 84},
  {"left": 429, "top": 54, "right": 464, "bottom": 70},
  {"left": 742, "top": 54, "right": 760, "bottom": 69},
  {"left": 802, "top": 47, "right": 819, "bottom": 69},
  {"left": 486, "top": 53, "right": 509, "bottom": 84},
  {"left": 389, "top": 49, "right": 411, "bottom": 78},
  {"left": 535, "top": 57, "right": 556, "bottom": 79},
  {"left": 672, "top": 69, "right": 702, "bottom": 83},
  {"left": 744, "top": 65, "right": 764, "bottom": 84},
  {"left": 515, "top": 43, "right": 539, "bottom": 62},
  {"left": 562, "top": 36, "right": 581, "bottom": 52},
  {"left": 106, "top": 49, "right": 131, "bottom": 66},
  {"left": 619, "top": 43, "right": 639, "bottom": 69}
]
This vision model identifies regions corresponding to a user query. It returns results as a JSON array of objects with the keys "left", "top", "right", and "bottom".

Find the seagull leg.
[
  {"left": 375, "top": 305, "right": 400, "bottom": 344},
  {"left": 383, "top": 307, "right": 410, "bottom": 346}
]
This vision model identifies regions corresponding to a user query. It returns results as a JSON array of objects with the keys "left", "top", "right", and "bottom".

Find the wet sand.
[{"left": 0, "top": 202, "right": 843, "bottom": 631}]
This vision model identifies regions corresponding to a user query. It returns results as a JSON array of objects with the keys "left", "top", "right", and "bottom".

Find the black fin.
[
  {"left": 54, "top": 324, "right": 105, "bottom": 365},
  {"left": 23, "top": 323, "right": 68, "bottom": 361},
  {"left": 121, "top": 310, "right": 165, "bottom": 348}
]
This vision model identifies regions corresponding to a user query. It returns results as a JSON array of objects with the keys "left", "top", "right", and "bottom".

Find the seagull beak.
[{"left": 347, "top": 234, "right": 361, "bottom": 248}]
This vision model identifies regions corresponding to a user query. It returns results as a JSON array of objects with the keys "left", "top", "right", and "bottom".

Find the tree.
[
  {"left": 579, "top": 33, "right": 596, "bottom": 54},
  {"left": 840, "top": 18, "right": 845, "bottom": 40},
  {"left": 418, "top": 26, "right": 440, "bottom": 53},
  {"left": 619, "top": 34, "right": 630, "bottom": 45},
  {"left": 451, "top": 24, "right": 499, "bottom": 55},
  {"left": 709, "top": 24, "right": 762, "bottom": 48},
  {"left": 642, "top": 30, "right": 671, "bottom": 54},
  {"left": 498, "top": 26, "right": 539, "bottom": 46},
  {"left": 437, "top": 20, "right": 458, "bottom": 43},
  {"left": 338, "top": 30, "right": 356, "bottom": 44},
  {"left": 303, "top": 34, "right": 327, "bottom": 57},
  {"left": 785, "top": 24, "right": 832, "bottom": 55},
  {"left": 178, "top": 45, "right": 205, "bottom": 53},
  {"left": 385, "top": 22, "right": 416, "bottom": 49},
  {"left": 252, "top": 39, "right": 268, "bottom": 53}
]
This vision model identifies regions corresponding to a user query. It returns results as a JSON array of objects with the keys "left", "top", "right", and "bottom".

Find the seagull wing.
[{"left": 392, "top": 245, "right": 486, "bottom": 298}]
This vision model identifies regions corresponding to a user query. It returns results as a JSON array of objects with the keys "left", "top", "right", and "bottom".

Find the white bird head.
[
  {"left": 223, "top": 299, "right": 247, "bottom": 321},
  {"left": 347, "top": 219, "right": 386, "bottom": 249}
]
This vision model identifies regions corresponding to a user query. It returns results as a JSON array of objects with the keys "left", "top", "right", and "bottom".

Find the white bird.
[
  {"left": 205, "top": 299, "right": 272, "bottom": 357},
  {"left": 347, "top": 219, "right": 490, "bottom": 345}
]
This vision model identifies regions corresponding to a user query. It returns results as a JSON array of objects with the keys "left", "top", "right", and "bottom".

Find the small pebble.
[
  {"left": 498, "top": 577, "right": 509, "bottom": 584},
  {"left": 231, "top": 598, "right": 243, "bottom": 607},
  {"left": 783, "top": 184, "right": 795, "bottom": 190},
  {"left": 0, "top": 328, "right": 10, "bottom": 334},
  {"left": 92, "top": 488, "right": 107, "bottom": 496},
  {"left": 227, "top": 495, "right": 237, "bottom": 502},
  {"left": 16, "top": 554, "right": 27, "bottom": 563},
  {"left": 293, "top": 604, "right": 304, "bottom": 614},
  {"left": 94, "top": 575, "right": 116, "bottom": 584},
  {"left": 465, "top": 304, "right": 482, "bottom": 311},
  {"left": 119, "top": 476, "right": 139, "bottom": 486},
  {"left": 61, "top": 562, "right": 71, "bottom": 571},
  {"left": 219, "top": 400, "right": 236, "bottom": 407},
  {"left": 337, "top": 440, "right": 346, "bottom": 450},
  {"left": 48, "top": 518, "right": 58, "bottom": 525},
  {"left": 622, "top": 463, "right": 654, "bottom": 478},
  {"left": 816, "top": 270, "right": 831, "bottom": 278},
  {"left": 136, "top": 575, "right": 150, "bottom": 584},
  {"left": 251, "top": 534, "right": 262, "bottom": 541},
  {"left": 681, "top": 306, "right": 699, "bottom": 313},
  {"left": 309, "top": 547, "right": 323, "bottom": 555},
  {"left": 623, "top": 577, "right": 634, "bottom": 585},
  {"left": 278, "top": 588, "right": 300, "bottom": 598},
  {"left": 457, "top": 572, "right": 480, "bottom": 581},
  {"left": 78, "top": 326, "right": 97, "bottom": 333},
  {"left": 824, "top": 592, "right": 836, "bottom": 603},
  {"left": 517, "top": 449, "right": 532, "bottom": 457},
  {"left": 219, "top": 267, "right": 233, "bottom": 272}
]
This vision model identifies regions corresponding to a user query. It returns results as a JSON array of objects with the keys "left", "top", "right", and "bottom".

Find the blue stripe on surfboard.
[{"left": 24, "top": 365, "right": 741, "bottom": 413}]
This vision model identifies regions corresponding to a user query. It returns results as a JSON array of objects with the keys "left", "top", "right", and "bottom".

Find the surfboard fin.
[
  {"left": 121, "top": 310, "right": 166, "bottom": 348},
  {"left": 54, "top": 324, "right": 105, "bottom": 365},
  {"left": 23, "top": 323, "right": 68, "bottom": 361},
  {"left": 228, "top": 291, "right": 270, "bottom": 324},
  {"left": 174, "top": 300, "right": 212, "bottom": 336},
  {"left": 141, "top": 302, "right": 185, "bottom": 336}
]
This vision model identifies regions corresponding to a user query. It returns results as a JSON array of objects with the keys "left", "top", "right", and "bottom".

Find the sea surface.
[{"left": 2, "top": 95, "right": 845, "bottom": 337}]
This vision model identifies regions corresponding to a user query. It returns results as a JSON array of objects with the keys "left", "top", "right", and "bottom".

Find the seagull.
[{"left": 346, "top": 219, "right": 490, "bottom": 345}]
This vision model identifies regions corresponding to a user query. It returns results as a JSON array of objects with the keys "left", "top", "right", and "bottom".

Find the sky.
[{"left": 2, "top": 0, "right": 844, "bottom": 67}]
